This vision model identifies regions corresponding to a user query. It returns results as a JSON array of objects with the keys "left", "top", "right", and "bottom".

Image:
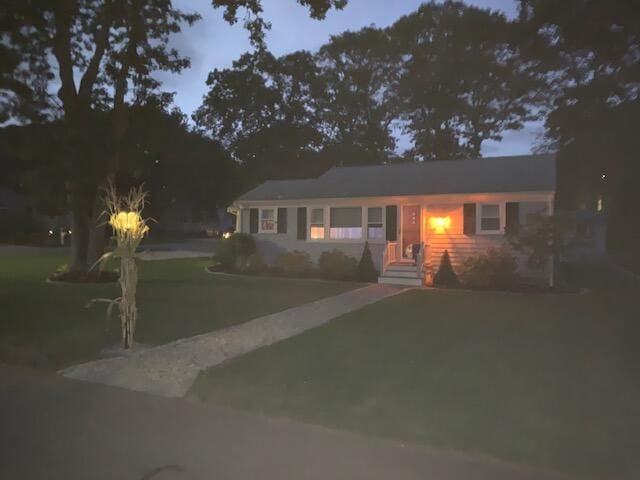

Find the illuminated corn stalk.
[{"left": 89, "top": 183, "right": 149, "bottom": 349}]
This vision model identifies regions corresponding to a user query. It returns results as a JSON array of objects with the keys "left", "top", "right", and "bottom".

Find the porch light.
[{"left": 429, "top": 216, "right": 451, "bottom": 233}]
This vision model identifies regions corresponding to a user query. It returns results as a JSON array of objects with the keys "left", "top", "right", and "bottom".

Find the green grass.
[
  {"left": 192, "top": 288, "right": 640, "bottom": 479},
  {"left": 0, "top": 253, "right": 356, "bottom": 368}
]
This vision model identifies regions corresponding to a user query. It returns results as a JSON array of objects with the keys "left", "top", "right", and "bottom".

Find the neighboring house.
[{"left": 228, "top": 155, "right": 556, "bottom": 286}]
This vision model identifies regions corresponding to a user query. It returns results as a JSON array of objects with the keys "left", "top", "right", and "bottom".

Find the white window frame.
[
  {"left": 476, "top": 202, "right": 504, "bottom": 235},
  {"left": 366, "top": 206, "right": 385, "bottom": 243},
  {"left": 258, "top": 207, "right": 277, "bottom": 234},
  {"left": 308, "top": 206, "right": 326, "bottom": 241}
]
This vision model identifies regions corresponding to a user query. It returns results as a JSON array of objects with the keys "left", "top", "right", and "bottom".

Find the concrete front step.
[
  {"left": 378, "top": 276, "right": 423, "bottom": 286},
  {"left": 382, "top": 269, "right": 419, "bottom": 278},
  {"left": 385, "top": 265, "right": 418, "bottom": 273}
]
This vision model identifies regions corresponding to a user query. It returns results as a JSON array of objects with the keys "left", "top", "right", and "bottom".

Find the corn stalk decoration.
[{"left": 88, "top": 183, "right": 150, "bottom": 349}]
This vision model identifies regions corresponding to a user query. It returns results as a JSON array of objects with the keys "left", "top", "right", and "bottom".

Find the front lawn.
[
  {"left": 192, "top": 288, "right": 640, "bottom": 479},
  {"left": 0, "top": 253, "right": 356, "bottom": 368}
]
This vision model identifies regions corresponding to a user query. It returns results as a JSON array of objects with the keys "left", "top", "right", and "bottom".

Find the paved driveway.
[{"left": 0, "top": 366, "right": 562, "bottom": 480}]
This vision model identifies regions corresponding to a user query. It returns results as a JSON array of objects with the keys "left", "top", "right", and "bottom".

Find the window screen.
[{"left": 330, "top": 207, "right": 362, "bottom": 239}]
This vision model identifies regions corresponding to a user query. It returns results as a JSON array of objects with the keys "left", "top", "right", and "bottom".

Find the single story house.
[{"left": 228, "top": 154, "right": 556, "bottom": 286}]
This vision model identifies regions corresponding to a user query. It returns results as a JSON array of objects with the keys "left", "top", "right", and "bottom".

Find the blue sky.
[{"left": 164, "top": 0, "right": 543, "bottom": 156}]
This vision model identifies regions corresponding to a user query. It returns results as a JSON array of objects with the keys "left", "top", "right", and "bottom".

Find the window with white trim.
[
  {"left": 330, "top": 207, "right": 362, "bottom": 240},
  {"left": 478, "top": 204, "right": 502, "bottom": 233},
  {"left": 259, "top": 208, "right": 276, "bottom": 233},
  {"left": 367, "top": 207, "right": 384, "bottom": 240},
  {"left": 309, "top": 207, "right": 325, "bottom": 239}
]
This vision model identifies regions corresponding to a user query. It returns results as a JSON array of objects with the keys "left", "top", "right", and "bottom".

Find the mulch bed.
[{"left": 48, "top": 269, "right": 119, "bottom": 284}]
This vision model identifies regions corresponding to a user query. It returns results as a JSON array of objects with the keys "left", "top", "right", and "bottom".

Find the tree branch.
[
  {"left": 53, "top": 0, "right": 78, "bottom": 113},
  {"left": 78, "top": 1, "right": 114, "bottom": 101}
]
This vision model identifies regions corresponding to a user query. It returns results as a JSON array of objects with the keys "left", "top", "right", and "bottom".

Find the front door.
[{"left": 402, "top": 205, "right": 421, "bottom": 259}]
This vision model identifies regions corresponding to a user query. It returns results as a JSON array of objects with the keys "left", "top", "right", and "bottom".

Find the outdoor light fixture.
[
  {"left": 223, "top": 232, "right": 231, "bottom": 239},
  {"left": 429, "top": 216, "right": 451, "bottom": 233}
]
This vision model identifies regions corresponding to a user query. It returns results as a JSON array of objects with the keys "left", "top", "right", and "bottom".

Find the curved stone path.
[{"left": 62, "top": 284, "right": 408, "bottom": 397}]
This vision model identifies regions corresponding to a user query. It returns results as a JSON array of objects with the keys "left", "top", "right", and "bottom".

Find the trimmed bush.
[
  {"left": 357, "top": 242, "right": 379, "bottom": 282},
  {"left": 275, "top": 250, "right": 313, "bottom": 277},
  {"left": 460, "top": 247, "right": 519, "bottom": 290},
  {"left": 238, "top": 252, "right": 265, "bottom": 273},
  {"left": 318, "top": 249, "right": 358, "bottom": 281},
  {"left": 214, "top": 232, "right": 256, "bottom": 270},
  {"left": 433, "top": 250, "right": 459, "bottom": 288}
]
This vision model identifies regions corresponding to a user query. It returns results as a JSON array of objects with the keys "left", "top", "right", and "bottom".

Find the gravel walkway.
[{"left": 62, "top": 284, "right": 407, "bottom": 397}]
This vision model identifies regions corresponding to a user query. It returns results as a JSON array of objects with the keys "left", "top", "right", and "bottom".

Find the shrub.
[
  {"left": 318, "top": 249, "right": 358, "bottom": 281},
  {"left": 433, "top": 250, "right": 459, "bottom": 288},
  {"left": 507, "top": 212, "right": 561, "bottom": 270},
  {"left": 275, "top": 250, "right": 313, "bottom": 277},
  {"left": 357, "top": 242, "right": 379, "bottom": 282},
  {"left": 237, "top": 252, "right": 265, "bottom": 273},
  {"left": 214, "top": 232, "right": 256, "bottom": 270},
  {"left": 460, "top": 247, "right": 519, "bottom": 290}
]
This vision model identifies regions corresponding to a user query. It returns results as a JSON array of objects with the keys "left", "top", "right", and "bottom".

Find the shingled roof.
[{"left": 236, "top": 154, "right": 556, "bottom": 202}]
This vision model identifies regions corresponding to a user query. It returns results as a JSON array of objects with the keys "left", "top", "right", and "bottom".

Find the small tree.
[
  {"left": 507, "top": 213, "right": 563, "bottom": 286},
  {"left": 357, "top": 242, "right": 379, "bottom": 282},
  {"left": 433, "top": 250, "right": 460, "bottom": 288}
]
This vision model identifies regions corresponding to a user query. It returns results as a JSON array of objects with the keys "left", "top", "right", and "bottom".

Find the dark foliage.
[
  {"left": 460, "top": 248, "right": 519, "bottom": 290},
  {"left": 275, "top": 250, "right": 313, "bottom": 276},
  {"left": 517, "top": 0, "right": 640, "bottom": 249},
  {"left": 433, "top": 250, "right": 460, "bottom": 288},
  {"left": 357, "top": 242, "right": 379, "bottom": 282},
  {"left": 318, "top": 249, "right": 358, "bottom": 281},
  {"left": 214, "top": 232, "right": 257, "bottom": 269}
]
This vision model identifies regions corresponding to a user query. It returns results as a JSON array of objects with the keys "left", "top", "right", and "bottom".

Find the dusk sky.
[{"left": 164, "top": 0, "right": 543, "bottom": 157}]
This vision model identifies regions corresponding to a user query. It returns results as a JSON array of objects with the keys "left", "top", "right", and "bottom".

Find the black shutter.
[
  {"left": 249, "top": 208, "right": 258, "bottom": 233},
  {"left": 296, "top": 207, "right": 307, "bottom": 240},
  {"left": 385, "top": 205, "right": 397, "bottom": 241},
  {"left": 277, "top": 208, "right": 287, "bottom": 234},
  {"left": 463, "top": 203, "right": 476, "bottom": 235},
  {"left": 505, "top": 202, "right": 520, "bottom": 235}
]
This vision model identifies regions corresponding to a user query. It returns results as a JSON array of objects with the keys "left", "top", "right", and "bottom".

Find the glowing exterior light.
[
  {"left": 429, "top": 216, "right": 451, "bottom": 233},
  {"left": 48, "top": 229, "right": 54, "bottom": 235},
  {"left": 109, "top": 211, "right": 149, "bottom": 236},
  {"left": 223, "top": 232, "right": 231, "bottom": 239}
]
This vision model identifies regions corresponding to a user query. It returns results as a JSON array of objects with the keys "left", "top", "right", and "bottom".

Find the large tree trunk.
[
  {"left": 87, "top": 194, "right": 108, "bottom": 273},
  {"left": 69, "top": 207, "right": 91, "bottom": 275},
  {"left": 88, "top": 222, "right": 107, "bottom": 271},
  {"left": 68, "top": 183, "right": 98, "bottom": 275}
]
